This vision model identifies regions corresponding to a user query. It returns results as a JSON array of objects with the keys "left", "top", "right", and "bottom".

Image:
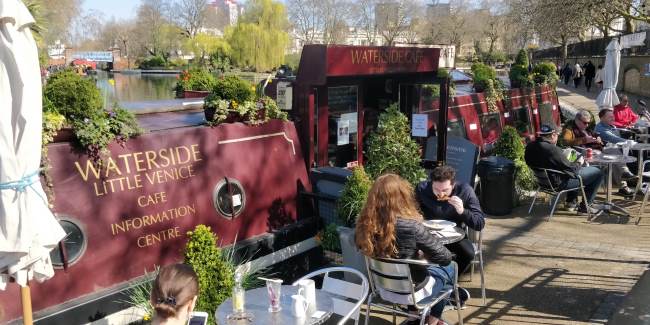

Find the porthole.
[
  {"left": 50, "top": 217, "right": 87, "bottom": 268},
  {"left": 212, "top": 178, "right": 246, "bottom": 219}
]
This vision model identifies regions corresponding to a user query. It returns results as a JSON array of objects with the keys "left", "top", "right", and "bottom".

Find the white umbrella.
[
  {"left": 0, "top": 0, "right": 66, "bottom": 322},
  {"left": 595, "top": 39, "right": 622, "bottom": 109}
]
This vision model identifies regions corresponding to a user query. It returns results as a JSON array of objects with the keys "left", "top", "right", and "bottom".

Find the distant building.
[
  {"left": 48, "top": 40, "right": 66, "bottom": 59},
  {"left": 205, "top": 0, "right": 242, "bottom": 34}
]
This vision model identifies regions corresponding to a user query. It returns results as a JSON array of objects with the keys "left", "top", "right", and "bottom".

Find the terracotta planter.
[
  {"left": 183, "top": 90, "right": 210, "bottom": 99},
  {"left": 52, "top": 127, "right": 75, "bottom": 143}
]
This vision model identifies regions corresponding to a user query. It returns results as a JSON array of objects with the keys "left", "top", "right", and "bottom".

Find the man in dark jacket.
[
  {"left": 525, "top": 124, "right": 604, "bottom": 213},
  {"left": 416, "top": 166, "right": 485, "bottom": 275},
  {"left": 584, "top": 61, "right": 596, "bottom": 92}
]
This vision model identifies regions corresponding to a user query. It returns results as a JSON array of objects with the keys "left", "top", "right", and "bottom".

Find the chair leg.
[
  {"left": 528, "top": 188, "right": 540, "bottom": 214},
  {"left": 418, "top": 306, "right": 431, "bottom": 325},
  {"left": 580, "top": 187, "right": 591, "bottom": 220},
  {"left": 453, "top": 262, "right": 463, "bottom": 325},
  {"left": 392, "top": 304, "right": 397, "bottom": 325},
  {"left": 364, "top": 295, "right": 371, "bottom": 325},
  {"left": 548, "top": 194, "right": 562, "bottom": 222},
  {"left": 478, "top": 249, "right": 486, "bottom": 306},
  {"left": 638, "top": 187, "right": 650, "bottom": 225}
]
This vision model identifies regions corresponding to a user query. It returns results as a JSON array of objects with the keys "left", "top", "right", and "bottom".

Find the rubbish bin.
[{"left": 477, "top": 156, "right": 516, "bottom": 216}]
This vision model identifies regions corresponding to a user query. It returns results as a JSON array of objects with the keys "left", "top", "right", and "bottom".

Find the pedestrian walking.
[
  {"left": 595, "top": 64, "right": 603, "bottom": 90},
  {"left": 572, "top": 63, "right": 583, "bottom": 88},
  {"left": 584, "top": 60, "right": 596, "bottom": 92},
  {"left": 562, "top": 63, "right": 572, "bottom": 85}
]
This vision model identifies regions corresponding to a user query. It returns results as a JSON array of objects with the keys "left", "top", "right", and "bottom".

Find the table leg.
[
  {"left": 607, "top": 163, "right": 612, "bottom": 204},
  {"left": 634, "top": 149, "right": 644, "bottom": 200}
]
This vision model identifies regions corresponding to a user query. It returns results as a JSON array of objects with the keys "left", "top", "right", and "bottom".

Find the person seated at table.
[
  {"left": 594, "top": 109, "right": 638, "bottom": 195},
  {"left": 355, "top": 173, "right": 458, "bottom": 325},
  {"left": 613, "top": 95, "right": 639, "bottom": 128},
  {"left": 560, "top": 110, "right": 632, "bottom": 195},
  {"left": 150, "top": 263, "right": 199, "bottom": 325},
  {"left": 415, "top": 165, "right": 484, "bottom": 290},
  {"left": 525, "top": 124, "right": 604, "bottom": 214},
  {"left": 560, "top": 110, "right": 603, "bottom": 150}
]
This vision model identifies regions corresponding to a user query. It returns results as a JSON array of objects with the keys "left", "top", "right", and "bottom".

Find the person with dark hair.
[
  {"left": 415, "top": 166, "right": 485, "bottom": 279},
  {"left": 525, "top": 124, "right": 604, "bottom": 213},
  {"left": 150, "top": 263, "right": 199, "bottom": 325},
  {"left": 356, "top": 174, "right": 455, "bottom": 325},
  {"left": 584, "top": 61, "right": 596, "bottom": 92},
  {"left": 562, "top": 63, "right": 573, "bottom": 85}
]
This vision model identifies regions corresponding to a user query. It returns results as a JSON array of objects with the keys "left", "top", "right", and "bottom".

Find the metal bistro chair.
[
  {"left": 292, "top": 267, "right": 369, "bottom": 325},
  {"left": 465, "top": 226, "right": 486, "bottom": 306},
  {"left": 635, "top": 160, "right": 650, "bottom": 225},
  {"left": 364, "top": 257, "right": 463, "bottom": 325},
  {"left": 528, "top": 167, "right": 591, "bottom": 221}
]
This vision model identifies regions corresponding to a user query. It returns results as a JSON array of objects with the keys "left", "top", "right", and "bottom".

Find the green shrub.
[
  {"left": 366, "top": 103, "right": 426, "bottom": 186},
  {"left": 422, "top": 84, "right": 440, "bottom": 100},
  {"left": 337, "top": 166, "right": 372, "bottom": 226},
  {"left": 139, "top": 55, "right": 166, "bottom": 69},
  {"left": 494, "top": 126, "right": 537, "bottom": 200},
  {"left": 44, "top": 70, "right": 103, "bottom": 120},
  {"left": 509, "top": 64, "right": 532, "bottom": 89},
  {"left": 320, "top": 223, "right": 341, "bottom": 253},
  {"left": 532, "top": 62, "right": 559, "bottom": 86},
  {"left": 471, "top": 63, "right": 497, "bottom": 92},
  {"left": 175, "top": 69, "right": 216, "bottom": 93},
  {"left": 212, "top": 75, "right": 255, "bottom": 103},
  {"left": 184, "top": 225, "right": 233, "bottom": 325},
  {"left": 108, "top": 105, "right": 143, "bottom": 140},
  {"left": 514, "top": 49, "right": 529, "bottom": 67},
  {"left": 167, "top": 58, "right": 188, "bottom": 69}
]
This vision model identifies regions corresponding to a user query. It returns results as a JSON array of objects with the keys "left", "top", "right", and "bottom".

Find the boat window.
[
  {"left": 50, "top": 218, "right": 86, "bottom": 268},
  {"left": 510, "top": 107, "right": 533, "bottom": 134},
  {"left": 539, "top": 103, "right": 555, "bottom": 126},
  {"left": 479, "top": 113, "right": 502, "bottom": 146},
  {"left": 213, "top": 178, "right": 246, "bottom": 219},
  {"left": 327, "top": 86, "right": 358, "bottom": 167},
  {"left": 447, "top": 119, "right": 467, "bottom": 139}
]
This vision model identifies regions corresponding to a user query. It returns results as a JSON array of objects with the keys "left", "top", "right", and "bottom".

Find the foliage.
[
  {"left": 493, "top": 126, "right": 537, "bottom": 197},
  {"left": 366, "top": 103, "right": 426, "bottom": 186},
  {"left": 139, "top": 55, "right": 167, "bottom": 69},
  {"left": 204, "top": 94, "right": 287, "bottom": 126},
  {"left": 166, "top": 58, "right": 188, "bottom": 69},
  {"left": 183, "top": 33, "right": 232, "bottom": 68},
  {"left": 44, "top": 70, "right": 104, "bottom": 121},
  {"left": 509, "top": 64, "right": 532, "bottom": 89},
  {"left": 514, "top": 49, "right": 529, "bottom": 67},
  {"left": 471, "top": 63, "right": 496, "bottom": 92},
  {"left": 174, "top": 69, "right": 216, "bottom": 94},
  {"left": 184, "top": 225, "right": 234, "bottom": 325},
  {"left": 212, "top": 75, "right": 256, "bottom": 103},
  {"left": 226, "top": 0, "right": 289, "bottom": 71},
  {"left": 532, "top": 62, "right": 560, "bottom": 86},
  {"left": 116, "top": 267, "right": 159, "bottom": 321},
  {"left": 337, "top": 166, "right": 372, "bottom": 226},
  {"left": 422, "top": 84, "right": 441, "bottom": 100},
  {"left": 41, "top": 111, "right": 66, "bottom": 204},
  {"left": 319, "top": 223, "right": 341, "bottom": 253},
  {"left": 283, "top": 52, "right": 301, "bottom": 72},
  {"left": 484, "top": 78, "right": 505, "bottom": 112}
]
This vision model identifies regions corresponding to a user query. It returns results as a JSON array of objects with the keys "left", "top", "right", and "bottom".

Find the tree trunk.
[{"left": 562, "top": 40, "right": 568, "bottom": 65}]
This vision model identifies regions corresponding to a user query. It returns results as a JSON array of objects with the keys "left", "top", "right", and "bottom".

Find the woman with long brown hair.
[
  {"left": 150, "top": 263, "right": 199, "bottom": 325},
  {"left": 355, "top": 173, "right": 455, "bottom": 325}
]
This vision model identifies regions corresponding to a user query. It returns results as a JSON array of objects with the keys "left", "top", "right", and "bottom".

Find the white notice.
[
  {"left": 412, "top": 114, "right": 428, "bottom": 137},
  {"left": 276, "top": 81, "right": 292, "bottom": 110},
  {"left": 337, "top": 120, "right": 350, "bottom": 145},
  {"left": 340, "top": 112, "right": 358, "bottom": 134},
  {"left": 232, "top": 194, "right": 242, "bottom": 207}
]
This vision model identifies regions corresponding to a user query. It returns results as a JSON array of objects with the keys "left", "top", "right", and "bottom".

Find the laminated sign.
[{"left": 337, "top": 119, "right": 350, "bottom": 145}]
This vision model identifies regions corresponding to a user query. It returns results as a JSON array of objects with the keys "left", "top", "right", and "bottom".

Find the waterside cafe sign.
[{"left": 325, "top": 46, "right": 443, "bottom": 77}]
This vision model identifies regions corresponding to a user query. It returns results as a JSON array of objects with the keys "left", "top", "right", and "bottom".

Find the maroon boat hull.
[{"left": 0, "top": 120, "right": 310, "bottom": 322}]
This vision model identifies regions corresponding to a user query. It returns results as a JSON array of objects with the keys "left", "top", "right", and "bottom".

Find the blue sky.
[{"left": 83, "top": 0, "right": 138, "bottom": 20}]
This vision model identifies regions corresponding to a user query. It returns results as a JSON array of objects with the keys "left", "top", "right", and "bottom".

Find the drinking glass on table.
[{"left": 261, "top": 278, "right": 283, "bottom": 312}]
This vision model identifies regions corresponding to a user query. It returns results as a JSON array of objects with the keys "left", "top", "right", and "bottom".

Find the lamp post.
[{"left": 436, "top": 75, "right": 450, "bottom": 167}]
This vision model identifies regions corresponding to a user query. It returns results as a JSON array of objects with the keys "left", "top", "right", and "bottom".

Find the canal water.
[{"left": 94, "top": 71, "right": 179, "bottom": 105}]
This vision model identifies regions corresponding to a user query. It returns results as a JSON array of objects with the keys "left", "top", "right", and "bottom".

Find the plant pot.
[
  {"left": 52, "top": 127, "right": 75, "bottom": 143},
  {"left": 183, "top": 90, "right": 210, "bottom": 99},
  {"left": 204, "top": 107, "right": 216, "bottom": 122},
  {"left": 323, "top": 250, "right": 343, "bottom": 265}
]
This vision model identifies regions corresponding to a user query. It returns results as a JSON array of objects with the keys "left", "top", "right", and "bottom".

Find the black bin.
[{"left": 477, "top": 156, "right": 516, "bottom": 216}]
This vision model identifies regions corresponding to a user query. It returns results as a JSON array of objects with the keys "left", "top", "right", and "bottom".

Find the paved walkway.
[{"left": 557, "top": 83, "right": 649, "bottom": 116}]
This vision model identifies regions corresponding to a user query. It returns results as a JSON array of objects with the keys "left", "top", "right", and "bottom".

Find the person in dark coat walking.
[
  {"left": 583, "top": 60, "right": 596, "bottom": 92},
  {"left": 562, "top": 63, "right": 572, "bottom": 85}
]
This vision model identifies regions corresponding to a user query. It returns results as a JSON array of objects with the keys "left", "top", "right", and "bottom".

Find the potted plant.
[
  {"left": 365, "top": 103, "right": 427, "bottom": 186},
  {"left": 493, "top": 126, "right": 537, "bottom": 204},
  {"left": 318, "top": 223, "right": 343, "bottom": 264},
  {"left": 174, "top": 69, "right": 216, "bottom": 98},
  {"left": 337, "top": 166, "right": 372, "bottom": 227}
]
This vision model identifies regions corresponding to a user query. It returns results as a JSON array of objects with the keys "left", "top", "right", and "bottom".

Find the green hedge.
[
  {"left": 212, "top": 75, "right": 255, "bottom": 103},
  {"left": 44, "top": 70, "right": 103, "bottom": 120}
]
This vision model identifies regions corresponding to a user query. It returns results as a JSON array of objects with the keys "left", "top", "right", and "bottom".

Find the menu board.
[
  {"left": 328, "top": 86, "right": 358, "bottom": 111},
  {"left": 424, "top": 136, "right": 479, "bottom": 187}
]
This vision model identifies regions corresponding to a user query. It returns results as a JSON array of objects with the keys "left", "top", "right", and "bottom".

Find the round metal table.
[
  {"left": 589, "top": 154, "right": 637, "bottom": 215},
  {"left": 632, "top": 143, "right": 650, "bottom": 199},
  {"left": 428, "top": 226, "right": 466, "bottom": 245},
  {"left": 215, "top": 285, "right": 334, "bottom": 325}
]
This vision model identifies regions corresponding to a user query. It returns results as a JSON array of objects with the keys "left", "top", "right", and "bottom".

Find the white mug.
[
  {"left": 296, "top": 279, "right": 316, "bottom": 310},
  {"left": 291, "top": 292, "right": 309, "bottom": 318}
]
